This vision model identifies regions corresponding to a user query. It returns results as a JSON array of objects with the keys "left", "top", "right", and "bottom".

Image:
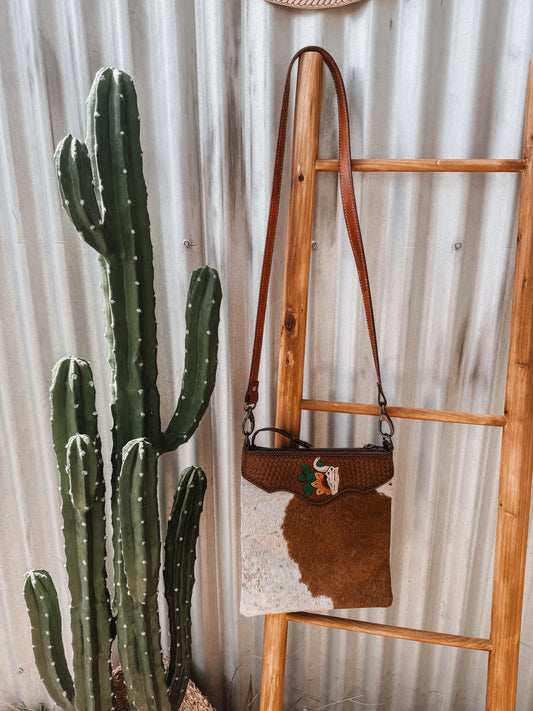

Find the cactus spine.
[{"left": 25, "top": 67, "right": 221, "bottom": 711}]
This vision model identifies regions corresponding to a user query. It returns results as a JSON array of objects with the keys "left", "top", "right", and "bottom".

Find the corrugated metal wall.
[{"left": 1, "top": 1, "right": 533, "bottom": 709}]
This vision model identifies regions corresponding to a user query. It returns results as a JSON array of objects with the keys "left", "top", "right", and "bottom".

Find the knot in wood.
[{"left": 284, "top": 313, "right": 296, "bottom": 332}]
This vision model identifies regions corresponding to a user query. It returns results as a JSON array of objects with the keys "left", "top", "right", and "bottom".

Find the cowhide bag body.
[{"left": 240, "top": 46, "right": 395, "bottom": 617}]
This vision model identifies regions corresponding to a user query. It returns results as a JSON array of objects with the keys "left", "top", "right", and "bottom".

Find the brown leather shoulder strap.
[{"left": 245, "top": 46, "right": 390, "bottom": 429}]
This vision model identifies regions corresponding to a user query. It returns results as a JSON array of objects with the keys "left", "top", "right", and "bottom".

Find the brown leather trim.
[{"left": 241, "top": 446, "right": 393, "bottom": 504}]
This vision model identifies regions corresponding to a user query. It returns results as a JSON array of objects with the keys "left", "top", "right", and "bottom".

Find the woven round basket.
[
  {"left": 111, "top": 667, "right": 215, "bottom": 711},
  {"left": 266, "top": 0, "right": 364, "bottom": 8}
]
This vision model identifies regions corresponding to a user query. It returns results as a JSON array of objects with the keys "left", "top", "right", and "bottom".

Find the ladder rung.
[
  {"left": 300, "top": 399, "right": 506, "bottom": 427},
  {"left": 287, "top": 612, "right": 493, "bottom": 651},
  {"left": 316, "top": 158, "right": 526, "bottom": 173}
]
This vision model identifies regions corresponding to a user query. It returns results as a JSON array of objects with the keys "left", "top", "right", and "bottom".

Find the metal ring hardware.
[{"left": 242, "top": 405, "right": 256, "bottom": 444}]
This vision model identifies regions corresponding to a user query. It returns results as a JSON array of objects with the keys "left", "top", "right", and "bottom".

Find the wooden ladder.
[{"left": 259, "top": 51, "right": 533, "bottom": 711}]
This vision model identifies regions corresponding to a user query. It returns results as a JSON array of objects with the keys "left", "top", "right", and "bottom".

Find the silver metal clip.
[
  {"left": 242, "top": 405, "right": 256, "bottom": 445},
  {"left": 378, "top": 403, "right": 394, "bottom": 449}
]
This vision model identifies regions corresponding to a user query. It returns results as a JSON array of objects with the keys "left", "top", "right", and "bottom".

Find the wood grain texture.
[
  {"left": 486, "top": 55, "right": 533, "bottom": 711},
  {"left": 300, "top": 399, "right": 506, "bottom": 427},
  {"left": 260, "top": 51, "right": 324, "bottom": 711},
  {"left": 288, "top": 612, "right": 493, "bottom": 651},
  {"left": 274, "top": 51, "right": 323, "bottom": 444},
  {"left": 316, "top": 158, "right": 526, "bottom": 173},
  {"left": 259, "top": 614, "right": 289, "bottom": 711}
]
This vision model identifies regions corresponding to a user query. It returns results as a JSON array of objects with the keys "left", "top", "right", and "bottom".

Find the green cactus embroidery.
[
  {"left": 25, "top": 68, "right": 221, "bottom": 711},
  {"left": 298, "top": 462, "right": 317, "bottom": 496},
  {"left": 298, "top": 459, "right": 337, "bottom": 497}
]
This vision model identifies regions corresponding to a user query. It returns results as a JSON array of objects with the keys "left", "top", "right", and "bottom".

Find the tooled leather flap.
[{"left": 241, "top": 447, "right": 393, "bottom": 505}]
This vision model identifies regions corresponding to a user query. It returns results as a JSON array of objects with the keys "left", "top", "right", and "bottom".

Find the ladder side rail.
[
  {"left": 259, "top": 51, "right": 324, "bottom": 711},
  {"left": 486, "top": 55, "right": 533, "bottom": 711}
]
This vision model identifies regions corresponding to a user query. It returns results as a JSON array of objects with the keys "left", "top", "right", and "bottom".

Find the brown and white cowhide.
[{"left": 240, "top": 479, "right": 392, "bottom": 616}]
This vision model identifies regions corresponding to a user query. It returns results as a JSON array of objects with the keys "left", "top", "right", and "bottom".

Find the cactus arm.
[
  {"left": 50, "top": 357, "right": 99, "bottom": 693},
  {"left": 50, "top": 359, "right": 112, "bottom": 710},
  {"left": 163, "top": 466, "right": 207, "bottom": 709},
  {"left": 161, "top": 267, "right": 222, "bottom": 453},
  {"left": 66, "top": 435, "right": 112, "bottom": 711},
  {"left": 83, "top": 67, "right": 161, "bottom": 456},
  {"left": 117, "top": 439, "right": 170, "bottom": 711},
  {"left": 56, "top": 69, "right": 161, "bottom": 461},
  {"left": 55, "top": 135, "right": 108, "bottom": 256},
  {"left": 50, "top": 356, "right": 100, "bottom": 475},
  {"left": 87, "top": 68, "right": 151, "bottom": 259},
  {"left": 23, "top": 570, "right": 75, "bottom": 711},
  {"left": 118, "top": 439, "right": 160, "bottom": 604}
]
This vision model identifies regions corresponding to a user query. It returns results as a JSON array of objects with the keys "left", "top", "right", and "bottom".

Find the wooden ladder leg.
[
  {"left": 486, "top": 55, "right": 533, "bottom": 711},
  {"left": 259, "top": 614, "right": 289, "bottom": 711},
  {"left": 258, "top": 51, "right": 324, "bottom": 711}
]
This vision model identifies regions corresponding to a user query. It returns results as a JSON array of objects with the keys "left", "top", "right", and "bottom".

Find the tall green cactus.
[{"left": 25, "top": 67, "right": 221, "bottom": 711}]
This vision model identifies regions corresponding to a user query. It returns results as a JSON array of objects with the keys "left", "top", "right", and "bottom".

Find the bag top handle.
[{"left": 244, "top": 46, "right": 393, "bottom": 442}]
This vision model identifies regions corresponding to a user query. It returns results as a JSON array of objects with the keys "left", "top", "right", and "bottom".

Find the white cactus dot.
[
  {"left": 135, "top": 280, "right": 140, "bottom": 285},
  {"left": 80, "top": 199, "right": 85, "bottom": 205},
  {"left": 123, "top": 169, "right": 127, "bottom": 174}
]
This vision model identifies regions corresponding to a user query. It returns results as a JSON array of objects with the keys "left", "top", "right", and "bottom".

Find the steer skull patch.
[{"left": 298, "top": 457, "right": 340, "bottom": 497}]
